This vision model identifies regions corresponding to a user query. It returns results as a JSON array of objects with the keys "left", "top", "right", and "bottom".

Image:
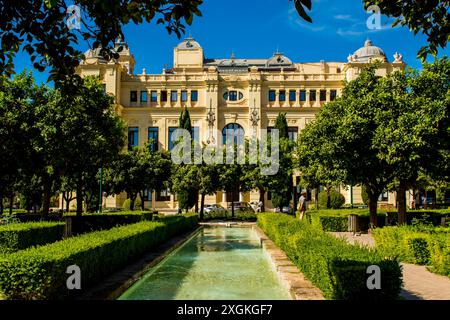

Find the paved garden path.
[{"left": 330, "top": 232, "right": 450, "bottom": 300}]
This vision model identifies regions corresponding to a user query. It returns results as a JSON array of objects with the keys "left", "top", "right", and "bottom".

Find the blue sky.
[{"left": 14, "top": 0, "right": 449, "bottom": 84}]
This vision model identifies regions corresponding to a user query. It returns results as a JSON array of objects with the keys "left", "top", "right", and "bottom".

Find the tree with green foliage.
[
  {"left": 105, "top": 145, "right": 171, "bottom": 211},
  {"left": 296, "top": 65, "right": 395, "bottom": 227},
  {"left": 373, "top": 58, "right": 450, "bottom": 224},
  {"left": 61, "top": 77, "right": 126, "bottom": 216},
  {"left": 295, "top": 106, "right": 346, "bottom": 210},
  {"left": 268, "top": 113, "right": 294, "bottom": 211},
  {"left": 217, "top": 150, "right": 253, "bottom": 218},
  {"left": 0, "top": 72, "right": 37, "bottom": 215},
  {"left": 0, "top": 1, "right": 203, "bottom": 83},
  {"left": 173, "top": 108, "right": 199, "bottom": 212}
]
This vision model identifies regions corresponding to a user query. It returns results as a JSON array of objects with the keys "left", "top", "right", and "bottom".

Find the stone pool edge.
[
  {"left": 253, "top": 225, "right": 325, "bottom": 300},
  {"left": 79, "top": 226, "right": 203, "bottom": 300}
]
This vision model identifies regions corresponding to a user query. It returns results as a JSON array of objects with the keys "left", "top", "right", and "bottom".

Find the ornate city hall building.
[{"left": 77, "top": 37, "right": 405, "bottom": 211}]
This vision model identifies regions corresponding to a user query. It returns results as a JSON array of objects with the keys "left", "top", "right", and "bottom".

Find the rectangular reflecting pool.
[{"left": 119, "top": 226, "right": 292, "bottom": 300}]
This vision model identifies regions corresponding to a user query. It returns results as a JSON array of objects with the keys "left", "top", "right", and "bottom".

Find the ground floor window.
[
  {"left": 128, "top": 127, "right": 139, "bottom": 151},
  {"left": 156, "top": 189, "right": 171, "bottom": 202}
]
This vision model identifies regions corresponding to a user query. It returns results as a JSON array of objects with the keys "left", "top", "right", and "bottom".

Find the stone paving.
[{"left": 330, "top": 232, "right": 450, "bottom": 300}]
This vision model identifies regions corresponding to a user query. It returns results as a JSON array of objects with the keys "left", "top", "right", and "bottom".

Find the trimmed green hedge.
[
  {"left": 0, "top": 214, "right": 198, "bottom": 300},
  {"left": 373, "top": 226, "right": 450, "bottom": 277},
  {"left": 385, "top": 210, "right": 450, "bottom": 226},
  {"left": 305, "top": 209, "right": 387, "bottom": 232},
  {"left": 0, "top": 222, "right": 65, "bottom": 254},
  {"left": 258, "top": 213, "right": 402, "bottom": 300},
  {"left": 202, "top": 211, "right": 257, "bottom": 222},
  {"left": 318, "top": 190, "right": 345, "bottom": 209},
  {"left": 64, "top": 211, "right": 154, "bottom": 235}
]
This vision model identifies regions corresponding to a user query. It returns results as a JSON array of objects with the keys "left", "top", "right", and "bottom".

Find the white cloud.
[{"left": 334, "top": 14, "right": 352, "bottom": 20}]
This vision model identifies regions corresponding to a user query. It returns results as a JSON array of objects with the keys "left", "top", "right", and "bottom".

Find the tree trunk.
[
  {"left": 42, "top": 177, "right": 52, "bottom": 219},
  {"left": 231, "top": 199, "right": 235, "bottom": 218},
  {"left": 315, "top": 187, "right": 319, "bottom": 210},
  {"left": 200, "top": 193, "right": 205, "bottom": 221},
  {"left": 130, "top": 194, "right": 136, "bottom": 211},
  {"left": 76, "top": 175, "right": 83, "bottom": 218},
  {"left": 397, "top": 181, "right": 407, "bottom": 225},
  {"left": 366, "top": 187, "right": 379, "bottom": 228},
  {"left": 326, "top": 188, "right": 331, "bottom": 209},
  {"left": 0, "top": 192, "right": 3, "bottom": 215},
  {"left": 9, "top": 192, "right": 13, "bottom": 215},
  {"left": 194, "top": 193, "right": 199, "bottom": 213},
  {"left": 140, "top": 192, "right": 145, "bottom": 211},
  {"left": 61, "top": 191, "right": 65, "bottom": 211},
  {"left": 259, "top": 187, "right": 265, "bottom": 212}
]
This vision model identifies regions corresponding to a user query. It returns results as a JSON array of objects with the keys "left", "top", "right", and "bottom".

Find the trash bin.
[{"left": 348, "top": 214, "right": 359, "bottom": 233}]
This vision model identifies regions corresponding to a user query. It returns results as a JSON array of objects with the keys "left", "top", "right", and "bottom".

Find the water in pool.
[{"left": 119, "top": 226, "right": 292, "bottom": 300}]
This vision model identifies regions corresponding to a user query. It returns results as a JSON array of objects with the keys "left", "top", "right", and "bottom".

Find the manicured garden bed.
[
  {"left": 373, "top": 226, "right": 450, "bottom": 277},
  {"left": 305, "top": 209, "right": 387, "bottom": 231},
  {"left": 0, "top": 221, "right": 65, "bottom": 254},
  {"left": 258, "top": 213, "right": 402, "bottom": 300},
  {"left": 201, "top": 211, "right": 257, "bottom": 222},
  {"left": 63, "top": 211, "right": 154, "bottom": 235},
  {"left": 0, "top": 214, "right": 198, "bottom": 300},
  {"left": 304, "top": 209, "right": 450, "bottom": 232}
]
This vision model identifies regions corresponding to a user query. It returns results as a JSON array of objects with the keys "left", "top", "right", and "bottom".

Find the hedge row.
[
  {"left": 305, "top": 210, "right": 387, "bottom": 232},
  {"left": 64, "top": 211, "right": 154, "bottom": 235},
  {"left": 0, "top": 222, "right": 65, "bottom": 254},
  {"left": 305, "top": 209, "right": 450, "bottom": 232},
  {"left": 373, "top": 226, "right": 450, "bottom": 277},
  {"left": 202, "top": 211, "right": 257, "bottom": 222},
  {"left": 258, "top": 213, "right": 402, "bottom": 300},
  {"left": 0, "top": 213, "right": 198, "bottom": 300},
  {"left": 385, "top": 210, "right": 450, "bottom": 226}
]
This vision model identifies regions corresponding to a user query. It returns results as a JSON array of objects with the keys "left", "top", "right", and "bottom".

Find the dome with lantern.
[{"left": 348, "top": 39, "right": 387, "bottom": 63}]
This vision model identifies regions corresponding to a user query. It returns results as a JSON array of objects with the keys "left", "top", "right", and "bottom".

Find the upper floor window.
[
  {"left": 310, "top": 90, "right": 317, "bottom": 102},
  {"left": 289, "top": 90, "right": 296, "bottom": 102},
  {"left": 279, "top": 90, "right": 286, "bottom": 102},
  {"left": 181, "top": 90, "right": 188, "bottom": 102},
  {"left": 171, "top": 91, "right": 178, "bottom": 102},
  {"left": 128, "top": 127, "right": 139, "bottom": 151},
  {"left": 148, "top": 127, "right": 159, "bottom": 152},
  {"left": 268, "top": 90, "right": 276, "bottom": 102},
  {"left": 168, "top": 127, "right": 177, "bottom": 151},
  {"left": 191, "top": 90, "right": 198, "bottom": 102},
  {"left": 300, "top": 90, "right": 306, "bottom": 102},
  {"left": 223, "top": 90, "right": 243, "bottom": 102},
  {"left": 130, "top": 91, "right": 137, "bottom": 103},
  {"left": 320, "top": 90, "right": 327, "bottom": 102},
  {"left": 161, "top": 90, "right": 168, "bottom": 102},
  {"left": 330, "top": 90, "right": 337, "bottom": 101},
  {"left": 140, "top": 91, "right": 148, "bottom": 103},
  {"left": 150, "top": 91, "right": 157, "bottom": 102},
  {"left": 222, "top": 123, "right": 245, "bottom": 146}
]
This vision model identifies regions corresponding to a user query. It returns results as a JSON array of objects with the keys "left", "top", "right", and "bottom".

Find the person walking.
[{"left": 298, "top": 192, "right": 307, "bottom": 220}]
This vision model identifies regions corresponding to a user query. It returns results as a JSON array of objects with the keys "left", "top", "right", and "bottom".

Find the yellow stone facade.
[{"left": 77, "top": 37, "right": 405, "bottom": 212}]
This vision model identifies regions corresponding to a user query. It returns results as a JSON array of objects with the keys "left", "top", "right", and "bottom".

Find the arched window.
[{"left": 222, "top": 123, "right": 245, "bottom": 145}]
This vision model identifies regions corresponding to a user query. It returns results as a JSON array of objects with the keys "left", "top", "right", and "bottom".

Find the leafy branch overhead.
[
  {"left": 292, "top": 0, "right": 313, "bottom": 23},
  {"left": 0, "top": 0, "right": 203, "bottom": 84}
]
